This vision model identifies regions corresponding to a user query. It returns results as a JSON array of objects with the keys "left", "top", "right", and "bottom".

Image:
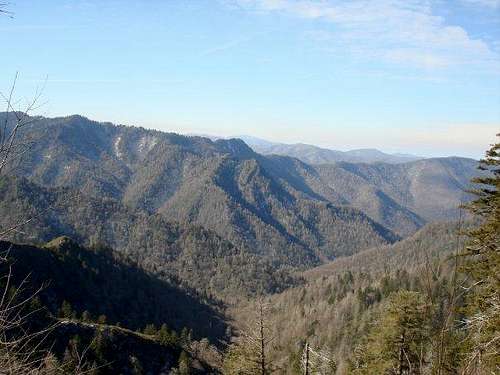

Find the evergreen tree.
[
  {"left": 59, "top": 300, "right": 75, "bottom": 319},
  {"left": 81, "top": 310, "right": 92, "bottom": 323},
  {"left": 461, "top": 134, "right": 500, "bottom": 373},
  {"left": 180, "top": 327, "right": 192, "bottom": 347},
  {"left": 350, "top": 291, "right": 430, "bottom": 375},
  {"left": 143, "top": 324, "right": 158, "bottom": 336},
  {"left": 90, "top": 330, "right": 108, "bottom": 363},
  {"left": 159, "top": 323, "right": 178, "bottom": 347},
  {"left": 129, "top": 355, "right": 144, "bottom": 375},
  {"left": 178, "top": 350, "right": 191, "bottom": 375}
]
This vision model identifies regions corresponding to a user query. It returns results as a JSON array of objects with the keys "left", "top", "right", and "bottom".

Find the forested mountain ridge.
[
  {"left": 1, "top": 113, "right": 478, "bottom": 242},
  {"left": 0, "top": 112, "right": 399, "bottom": 266},
  {"left": 271, "top": 156, "right": 426, "bottom": 237},
  {"left": 0, "top": 113, "right": 479, "bottom": 291},
  {"left": 0, "top": 175, "right": 297, "bottom": 298},
  {"left": 205, "top": 134, "right": 476, "bottom": 235},
  {"left": 314, "top": 157, "right": 476, "bottom": 221}
]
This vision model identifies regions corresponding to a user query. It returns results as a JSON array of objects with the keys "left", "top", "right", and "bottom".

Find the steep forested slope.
[
  {"left": 0, "top": 238, "right": 221, "bottom": 373},
  {"left": 0, "top": 113, "right": 398, "bottom": 265},
  {"left": 314, "top": 158, "right": 476, "bottom": 222},
  {"left": 0, "top": 237, "right": 227, "bottom": 339},
  {"left": 230, "top": 222, "right": 467, "bottom": 373},
  {"left": 0, "top": 176, "right": 297, "bottom": 298},
  {"left": 1, "top": 114, "right": 477, "bottom": 238},
  {"left": 266, "top": 156, "right": 426, "bottom": 237}
]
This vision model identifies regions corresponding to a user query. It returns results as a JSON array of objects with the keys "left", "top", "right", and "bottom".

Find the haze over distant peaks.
[
  {"left": 186, "top": 133, "right": 423, "bottom": 164},
  {"left": 226, "top": 135, "right": 425, "bottom": 165}
]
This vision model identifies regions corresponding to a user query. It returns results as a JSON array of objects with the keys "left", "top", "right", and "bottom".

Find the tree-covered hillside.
[
  {"left": 0, "top": 175, "right": 297, "bottom": 299},
  {"left": 228, "top": 221, "right": 467, "bottom": 373},
  {"left": 225, "top": 137, "right": 498, "bottom": 374},
  {"left": 0, "top": 237, "right": 226, "bottom": 340},
  {"left": 0, "top": 238, "right": 222, "bottom": 374},
  {"left": 0, "top": 110, "right": 494, "bottom": 374},
  {"left": 314, "top": 157, "right": 477, "bottom": 225},
  {"left": 0, "top": 113, "right": 404, "bottom": 271},
  {"left": 0, "top": 112, "right": 479, "bottom": 259}
]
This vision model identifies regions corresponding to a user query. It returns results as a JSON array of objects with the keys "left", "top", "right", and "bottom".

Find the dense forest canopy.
[{"left": 0, "top": 108, "right": 497, "bottom": 373}]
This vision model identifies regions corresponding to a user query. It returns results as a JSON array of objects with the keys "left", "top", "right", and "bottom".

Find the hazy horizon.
[
  {"left": 1, "top": 1, "right": 499, "bottom": 159},
  {"left": 6, "top": 110, "right": 490, "bottom": 159}
]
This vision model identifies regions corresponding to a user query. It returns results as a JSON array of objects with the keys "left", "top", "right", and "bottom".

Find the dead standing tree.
[
  {"left": 301, "top": 341, "right": 336, "bottom": 375},
  {"left": 223, "top": 299, "right": 278, "bottom": 375}
]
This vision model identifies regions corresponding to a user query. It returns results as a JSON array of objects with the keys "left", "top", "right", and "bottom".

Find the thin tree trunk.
[
  {"left": 260, "top": 303, "right": 266, "bottom": 375},
  {"left": 304, "top": 342, "right": 309, "bottom": 375},
  {"left": 398, "top": 333, "right": 405, "bottom": 375}
]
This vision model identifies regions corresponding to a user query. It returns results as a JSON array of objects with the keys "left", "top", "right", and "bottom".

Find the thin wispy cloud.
[
  {"left": 200, "top": 31, "right": 269, "bottom": 57},
  {"left": 232, "top": 0, "right": 499, "bottom": 70},
  {"left": 461, "top": 0, "right": 500, "bottom": 8},
  {"left": 201, "top": 36, "right": 256, "bottom": 57},
  {"left": 0, "top": 24, "right": 80, "bottom": 32},
  {"left": 27, "top": 78, "right": 187, "bottom": 85}
]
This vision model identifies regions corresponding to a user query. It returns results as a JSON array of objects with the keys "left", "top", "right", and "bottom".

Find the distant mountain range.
[
  {"left": 222, "top": 135, "right": 424, "bottom": 165},
  {"left": 0, "top": 113, "right": 481, "bottom": 296}
]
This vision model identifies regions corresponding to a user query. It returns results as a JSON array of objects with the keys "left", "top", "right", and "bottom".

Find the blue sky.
[{"left": 1, "top": 0, "right": 499, "bottom": 158}]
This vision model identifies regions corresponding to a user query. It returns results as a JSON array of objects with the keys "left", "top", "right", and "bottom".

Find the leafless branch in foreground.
[{"left": 0, "top": 73, "right": 47, "bottom": 178}]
